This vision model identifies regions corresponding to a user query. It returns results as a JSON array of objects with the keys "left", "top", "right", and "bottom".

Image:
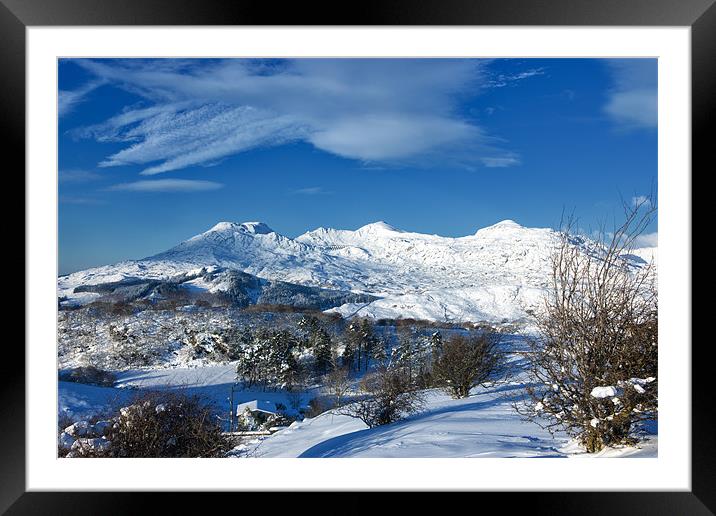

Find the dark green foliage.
[
  {"left": 344, "top": 318, "right": 379, "bottom": 372},
  {"left": 390, "top": 328, "right": 441, "bottom": 388},
  {"left": 233, "top": 328, "right": 301, "bottom": 390},
  {"left": 59, "top": 366, "right": 117, "bottom": 387},
  {"left": 298, "top": 316, "right": 333, "bottom": 375}
]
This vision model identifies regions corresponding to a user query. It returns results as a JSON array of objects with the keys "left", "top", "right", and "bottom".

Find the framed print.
[{"left": 4, "top": 0, "right": 712, "bottom": 513}]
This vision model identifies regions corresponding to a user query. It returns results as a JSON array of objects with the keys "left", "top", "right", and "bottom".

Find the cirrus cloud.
[
  {"left": 68, "top": 59, "right": 521, "bottom": 175},
  {"left": 106, "top": 179, "right": 224, "bottom": 192}
]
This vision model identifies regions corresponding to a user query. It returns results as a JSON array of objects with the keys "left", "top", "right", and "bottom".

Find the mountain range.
[{"left": 58, "top": 219, "right": 656, "bottom": 324}]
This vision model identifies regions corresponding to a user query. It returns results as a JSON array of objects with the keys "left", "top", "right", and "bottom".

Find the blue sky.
[{"left": 58, "top": 58, "right": 657, "bottom": 275}]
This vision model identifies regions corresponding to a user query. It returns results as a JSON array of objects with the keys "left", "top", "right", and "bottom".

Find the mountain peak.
[
  {"left": 356, "top": 221, "right": 403, "bottom": 233},
  {"left": 492, "top": 219, "right": 522, "bottom": 228},
  {"left": 208, "top": 221, "right": 239, "bottom": 232},
  {"left": 475, "top": 219, "right": 524, "bottom": 234},
  {"left": 238, "top": 221, "right": 274, "bottom": 234},
  {"left": 207, "top": 221, "right": 274, "bottom": 235}
]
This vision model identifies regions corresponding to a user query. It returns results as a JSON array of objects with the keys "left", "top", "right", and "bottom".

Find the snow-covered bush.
[
  {"left": 519, "top": 200, "right": 658, "bottom": 452},
  {"left": 236, "top": 407, "right": 295, "bottom": 432},
  {"left": 109, "top": 392, "right": 228, "bottom": 457},
  {"left": 58, "top": 418, "right": 116, "bottom": 457},
  {"left": 236, "top": 407, "right": 263, "bottom": 431},
  {"left": 60, "top": 392, "right": 229, "bottom": 458}
]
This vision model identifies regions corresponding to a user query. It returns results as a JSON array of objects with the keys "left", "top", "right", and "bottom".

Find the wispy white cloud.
[
  {"left": 59, "top": 196, "right": 105, "bottom": 205},
  {"left": 69, "top": 59, "right": 523, "bottom": 174},
  {"left": 603, "top": 60, "right": 657, "bottom": 130},
  {"left": 485, "top": 67, "right": 545, "bottom": 88},
  {"left": 58, "top": 80, "right": 105, "bottom": 117},
  {"left": 106, "top": 179, "right": 224, "bottom": 192},
  {"left": 59, "top": 169, "right": 102, "bottom": 183},
  {"left": 480, "top": 156, "right": 520, "bottom": 168},
  {"left": 290, "top": 186, "right": 333, "bottom": 196}
]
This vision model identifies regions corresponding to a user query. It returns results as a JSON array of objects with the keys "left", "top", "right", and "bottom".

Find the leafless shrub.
[
  {"left": 431, "top": 333, "right": 504, "bottom": 399},
  {"left": 325, "top": 352, "right": 351, "bottom": 408},
  {"left": 286, "top": 387, "right": 304, "bottom": 413},
  {"left": 305, "top": 397, "right": 330, "bottom": 418},
  {"left": 517, "top": 197, "right": 658, "bottom": 452},
  {"left": 339, "top": 367, "right": 424, "bottom": 428},
  {"left": 105, "top": 391, "right": 228, "bottom": 457}
]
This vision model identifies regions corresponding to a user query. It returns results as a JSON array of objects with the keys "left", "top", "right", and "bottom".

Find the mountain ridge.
[{"left": 58, "top": 219, "right": 655, "bottom": 324}]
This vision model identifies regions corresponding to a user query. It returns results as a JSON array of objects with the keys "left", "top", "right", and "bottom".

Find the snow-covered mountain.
[{"left": 58, "top": 219, "right": 655, "bottom": 324}]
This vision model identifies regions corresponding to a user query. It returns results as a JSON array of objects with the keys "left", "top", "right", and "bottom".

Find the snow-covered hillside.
[
  {"left": 58, "top": 219, "right": 655, "bottom": 324},
  {"left": 58, "top": 359, "right": 657, "bottom": 459},
  {"left": 235, "top": 386, "right": 656, "bottom": 458}
]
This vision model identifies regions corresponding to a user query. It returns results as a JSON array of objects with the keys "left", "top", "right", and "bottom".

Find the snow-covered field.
[
  {"left": 58, "top": 359, "right": 656, "bottom": 459},
  {"left": 239, "top": 386, "right": 656, "bottom": 459}
]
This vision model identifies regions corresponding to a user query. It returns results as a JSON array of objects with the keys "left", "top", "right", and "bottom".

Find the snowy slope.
[
  {"left": 236, "top": 382, "right": 656, "bottom": 459},
  {"left": 59, "top": 219, "right": 654, "bottom": 324},
  {"left": 58, "top": 363, "right": 656, "bottom": 459}
]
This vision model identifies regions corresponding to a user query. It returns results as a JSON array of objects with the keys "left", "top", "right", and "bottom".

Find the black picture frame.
[{"left": 4, "top": 0, "right": 710, "bottom": 513}]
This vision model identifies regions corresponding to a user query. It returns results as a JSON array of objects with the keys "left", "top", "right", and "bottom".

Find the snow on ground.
[
  {"left": 326, "top": 285, "right": 544, "bottom": 324},
  {"left": 59, "top": 342, "right": 656, "bottom": 458},
  {"left": 234, "top": 381, "right": 656, "bottom": 459},
  {"left": 562, "top": 419, "right": 658, "bottom": 458},
  {"left": 59, "top": 381, "right": 133, "bottom": 421},
  {"left": 59, "top": 363, "right": 314, "bottom": 429}
]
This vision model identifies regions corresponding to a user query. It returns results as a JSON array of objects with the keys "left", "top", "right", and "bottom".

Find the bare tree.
[
  {"left": 431, "top": 333, "right": 504, "bottom": 399},
  {"left": 518, "top": 197, "right": 658, "bottom": 452},
  {"left": 325, "top": 351, "right": 351, "bottom": 408},
  {"left": 338, "top": 366, "right": 424, "bottom": 428}
]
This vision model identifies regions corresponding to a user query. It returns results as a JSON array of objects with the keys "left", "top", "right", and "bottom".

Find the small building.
[
  {"left": 235, "top": 400, "right": 281, "bottom": 432},
  {"left": 235, "top": 400, "right": 279, "bottom": 418}
]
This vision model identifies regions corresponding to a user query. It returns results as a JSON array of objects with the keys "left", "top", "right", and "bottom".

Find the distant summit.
[
  {"left": 356, "top": 221, "right": 403, "bottom": 234},
  {"left": 207, "top": 221, "right": 275, "bottom": 235}
]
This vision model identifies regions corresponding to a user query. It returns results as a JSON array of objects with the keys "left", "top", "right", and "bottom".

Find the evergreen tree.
[
  {"left": 344, "top": 322, "right": 363, "bottom": 372},
  {"left": 298, "top": 315, "right": 333, "bottom": 377},
  {"left": 297, "top": 316, "right": 321, "bottom": 349},
  {"left": 371, "top": 336, "right": 388, "bottom": 366},
  {"left": 359, "top": 318, "right": 379, "bottom": 370},
  {"left": 394, "top": 326, "right": 418, "bottom": 379},
  {"left": 235, "top": 328, "right": 301, "bottom": 390},
  {"left": 312, "top": 326, "right": 333, "bottom": 376},
  {"left": 266, "top": 329, "right": 300, "bottom": 389},
  {"left": 342, "top": 339, "right": 357, "bottom": 372}
]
